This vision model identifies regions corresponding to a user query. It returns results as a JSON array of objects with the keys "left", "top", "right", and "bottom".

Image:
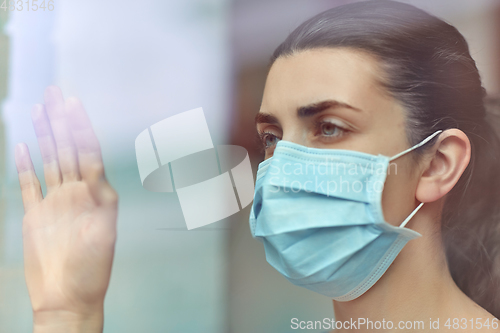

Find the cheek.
[{"left": 380, "top": 159, "right": 419, "bottom": 226}]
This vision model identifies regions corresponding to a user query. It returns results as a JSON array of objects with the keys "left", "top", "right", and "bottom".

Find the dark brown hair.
[{"left": 270, "top": 0, "right": 500, "bottom": 316}]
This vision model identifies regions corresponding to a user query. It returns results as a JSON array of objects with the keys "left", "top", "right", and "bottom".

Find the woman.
[{"left": 15, "top": 1, "right": 500, "bottom": 331}]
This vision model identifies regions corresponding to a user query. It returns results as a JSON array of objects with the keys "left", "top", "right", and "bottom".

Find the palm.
[
  {"left": 15, "top": 86, "right": 118, "bottom": 317},
  {"left": 23, "top": 183, "right": 115, "bottom": 312}
]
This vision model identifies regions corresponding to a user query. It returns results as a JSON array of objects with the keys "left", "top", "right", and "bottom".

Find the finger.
[
  {"left": 65, "top": 97, "right": 115, "bottom": 205},
  {"left": 15, "top": 143, "right": 43, "bottom": 213},
  {"left": 43, "top": 85, "right": 80, "bottom": 182},
  {"left": 31, "top": 104, "right": 62, "bottom": 192}
]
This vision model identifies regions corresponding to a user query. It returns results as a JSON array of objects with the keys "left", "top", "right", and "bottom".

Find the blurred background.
[{"left": 0, "top": 0, "right": 498, "bottom": 332}]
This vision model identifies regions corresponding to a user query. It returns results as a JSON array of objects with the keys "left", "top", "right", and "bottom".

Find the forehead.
[{"left": 261, "top": 48, "right": 387, "bottom": 113}]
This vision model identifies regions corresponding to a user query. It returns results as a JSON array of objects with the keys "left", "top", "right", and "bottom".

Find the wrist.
[{"left": 33, "top": 309, "right": 104, "bottom": 333}]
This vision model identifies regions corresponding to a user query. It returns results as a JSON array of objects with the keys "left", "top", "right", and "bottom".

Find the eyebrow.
[{"left": 255, "top": 99, "right": 362, "bottom": 125}]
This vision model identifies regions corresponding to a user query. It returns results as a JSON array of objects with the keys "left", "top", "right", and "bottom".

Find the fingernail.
[
  {"left": 31, "top": 104, "right": 44, "bottom": 120},
  {"left": 65, "top": 97, "right": 80, "bottom": 113},
  {"left": 15, "top": 143, "right": 27, "bottom": 157}
]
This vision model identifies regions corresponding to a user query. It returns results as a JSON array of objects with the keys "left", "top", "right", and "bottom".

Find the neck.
[{"left": 332, "top": 206, "right": 494, "bottom": 332}]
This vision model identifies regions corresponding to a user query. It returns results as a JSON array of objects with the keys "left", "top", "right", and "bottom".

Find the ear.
[{"left": 415, "top": 129, "right": 471, "bottom": 203}]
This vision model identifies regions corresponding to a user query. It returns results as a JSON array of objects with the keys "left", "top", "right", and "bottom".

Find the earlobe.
[{"left": 415, "top": 129, "right": 471, "bottom": 203}]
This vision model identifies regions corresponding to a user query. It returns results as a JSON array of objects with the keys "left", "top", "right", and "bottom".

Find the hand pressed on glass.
[{"left": 15, "top": 86, "right": 118, "bottom": 333}]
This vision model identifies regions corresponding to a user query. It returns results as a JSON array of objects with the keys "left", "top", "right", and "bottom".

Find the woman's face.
[{"left": 256, "top": 47, "right": 422, "bottom": 227}]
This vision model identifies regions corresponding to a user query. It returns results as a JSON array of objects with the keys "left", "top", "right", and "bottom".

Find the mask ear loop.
[
  {"left": 399, "top": 202, "right": 424, "bottom": 228},
  {"left": 389, "top": 130, "right": 443, "bottom": 162},
  {"left": 388, "top": 130, "right": 443, "bottom": 228}
]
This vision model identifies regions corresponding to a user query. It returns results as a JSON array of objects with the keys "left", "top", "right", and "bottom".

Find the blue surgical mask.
[{"left": 249, "top": 130, "right": 442, "bottom": 301}]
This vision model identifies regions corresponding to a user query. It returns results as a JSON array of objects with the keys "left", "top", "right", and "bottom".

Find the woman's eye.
[
  {"left": 260, "top": 132, "right": 281, "bottom": 149},
  {"left": 317, "top": 120, "right": 347, "bottom": 138}
]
